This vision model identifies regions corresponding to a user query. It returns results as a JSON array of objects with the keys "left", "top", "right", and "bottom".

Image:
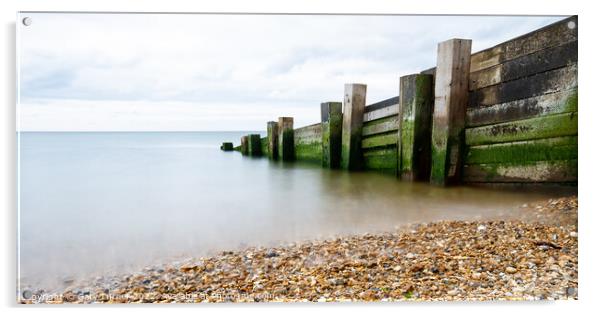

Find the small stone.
[
  {"left": 477, "top": 225, "right": 487, "bottom": 232},
  {"left": 569, "top": 231, "right": 578, "bottom": 238},
  {"left": 405, "top": 253, "right": 416, "bottom": 259},
  {"left": 393, "top": 265, "right": 402, "bottom": 272},
  {"left": 447, "top": 289, "right": 459, "bottom": 296},
  {"left": 566, "top": 287, "right": 577, "bottom": 296},
  {"left": 505, "top": 267, "right": 517, "bottom": 274}
]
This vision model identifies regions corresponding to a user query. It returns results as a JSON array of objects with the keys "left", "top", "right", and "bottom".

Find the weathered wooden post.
[
  {"left": 278, "top": 117, "right": 295, "bottom": 161},
  {"left": 240, "top": 135, "right": 249, "bottom": 156},
  {"left": 341, "top": 84, "right": 367, "bottom": 170},
  {"left": 430, "top": 38, "right": 472, "bottom": 185},
  {"left": 248, "top": 134, "right": 262, "bottom": 156},
  {"left": 221, "top": 142, "right": 234, "bottom": 151},
  {"left": 398, "top": 74, "right": 434, "bottom": 181},
  {"left": 267, "top": 121, "right": 279, "bottom": 160},
  {"left": 321, "top": 102, "right": 343, "bottom": 168}
]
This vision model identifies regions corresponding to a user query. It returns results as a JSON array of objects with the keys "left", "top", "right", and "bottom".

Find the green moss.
[
  {"left": 464, "top": 159, "right": 577, "bottom": 183},
  {"left": 248, "top": 134, "right": 262, "bottom": 157},
  {"left": 364, "top": 149, "right": 397, "bottom": 170},
  {"left": 430, "top": 147, "right": 448, "bottom": 185},
  {"left": 295, "top": 141, "right": 323, "bottom": 163},
  {"left": 466, "top": 112, "right": 578, "bottom": 146},
  {"left": 280, "top": 128, "right": 295, "bottom": 161},
  {"left": 342, "top": 127, "right": 364, "bottom": 170},
  {"left": 361, "top": 132, "right": 397, "bottom": 149},
  {"left": 466, "top": 136, "right": 577, "bottom": 164}
]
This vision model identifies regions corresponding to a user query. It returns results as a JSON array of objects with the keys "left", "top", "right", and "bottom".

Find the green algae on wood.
[
  {"left": 362, "top": 115, "right": 398, "bottom": 137},
  {"left": 465, "top": 111, "right": 578, "bottom": 146},
  {"left": 361, "top": 132, "right": 397, "bottom": 149},
  {"left": 430, "top": 38, "right": 472, "bottom": 186},
  {"left": 465, "top": 136, "right": 577, "bottom": 165},
  {"left": 321, "top": 102, "right": 343, "bottom": 168},
  {"left": 220, "top": 142, "right": 234, "bottom": 151},
  {"left": 278, "top": 117, "right": 295, "bottom": 161},
  {"left": 364, "top": 147, "right": 397, "bottom": 172},
  {"left": 248, "top": 134, "right": 262, "bottom": 157},
  {"left": 398, "top": 74, "right": 434, "bottom": 181},
  {"left": 463, "top": 159, "right": 577, "bottom": 183}
]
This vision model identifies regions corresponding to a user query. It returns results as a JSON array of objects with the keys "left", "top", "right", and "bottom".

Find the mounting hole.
[
  {"left": 22, "top": 17, "right": 32, "bottom": 26},
  {"left": 567, "top": 21, "right": 576, "bottom": 29}
]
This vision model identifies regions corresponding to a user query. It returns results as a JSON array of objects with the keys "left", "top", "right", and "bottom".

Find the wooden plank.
[
  {"left": 294, "top": 123, "right": 322, "bottom": 139},
  {"left": 342, "top": 84, "right": 367, "bottom": 170},
  {"left": 364, "top": 96, "right": 398, "bottom": 113},
  {"left": 361, "top": 132, "right": 397, "bottom": 149},
  {"left": 295, "top": 141, "right": 322, "bottom": 163},
  {"left": 248, "top": 134, "right": 262, "bottom": 156},
  {"left": 463, "top": 159, "right": 577, "bottom": 183},
  {"left": 362, "top": 115, "right": 398, "bottom": 136},
  {"left": 430, "top": 38, "right": 472, "bottom": 185},
  {"left": 466, "top": 88, "right": 577, "bottom": 127},
  {"left": 240, "top": 135, "right": 249, "bottom": 156},
  {"left": 469, "top": 64, "right": 577, "bottom": 107},
  {"left": 267, "top": 121, "right": 279, "bottom": 160},
  {"left": 321, "top": 102, "right": 343, "bottom": 168},
  {"left": 363, "top": 104, "right": 398, "bottom": 122},
  {"left": 465, "top": 136, "right": 577, "bottom": 164},
  {"left": 470, "top": 16, "right": 577, "bottom": 72},
  {"left": 364, "top": 151, "right": 397, "bottom": 171},
  {"left": 465, "top": 112, "right": 577, "bottom": 146},
  {"left": 399, "top": 73, "right": 434, "bottom": 181},
  {"left": 469, "top": 41, "right": 577, "bottom": 91},
  {"left": 278, "top": 117, "right": 295, "bottom": 161}
]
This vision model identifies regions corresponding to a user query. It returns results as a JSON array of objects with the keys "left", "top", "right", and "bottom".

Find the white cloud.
[{"left": 17, "top": 13, "right": 565, "bottom": 131}]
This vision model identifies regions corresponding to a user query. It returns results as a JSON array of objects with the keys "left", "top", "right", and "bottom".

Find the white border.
[{"left": 2, "top": 1, "right": 599, "bottom": 316}]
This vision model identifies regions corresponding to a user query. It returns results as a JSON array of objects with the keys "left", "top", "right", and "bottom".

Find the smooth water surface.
[{"left": 18, "top": 132, "right": 574, "bottom": 291}]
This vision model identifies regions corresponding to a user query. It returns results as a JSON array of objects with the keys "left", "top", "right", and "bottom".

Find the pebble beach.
[{"left": 20, "top": 195, "right": 578, "bottom": 303}]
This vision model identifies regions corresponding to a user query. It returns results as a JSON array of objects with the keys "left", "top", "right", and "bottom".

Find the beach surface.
[{"left": 20, "top": 195, "right": 577, "bottom": 303}]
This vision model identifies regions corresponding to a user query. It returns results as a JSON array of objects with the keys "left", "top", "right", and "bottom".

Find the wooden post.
[
  {"left": 221, "top": 142, "right": 234, "bottom": 151},
  {"left": 267, "top": 121, "right": 279, "bottom": 160},
  {"left": 399, "top": 74, "right": 434, "bottom": 181},
  {"left": 341, "top": 84, "right": 366, "bottom": 170},
  {"left": 278, "top": 117, "right": 294, "bottom": 161},
  {"left": 321, "top": 102, "right": 343, "bottom": 168},
  {"left": 430, "top": 38, "right": 472, "bottom": 185},
  {"left": 248, "top": 134, "right": 262, "bottom": 156},
  {"left": 240, "top": 136, "right": 249, "bottom": 156}
]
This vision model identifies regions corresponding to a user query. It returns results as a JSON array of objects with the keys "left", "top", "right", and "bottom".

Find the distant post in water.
[
  {"left": 398, "top": 74, "right": 434, "bottom": 181},
  {"left": 240, "top": 135, "right": 249, "bottom": 156},
  {"left": 267, "top": 121, "right": 279, "bottom": 160},
  {"left": 341, "top": 84, "right": 367, "bottom": 170},
  {"left": 221, "top": 142, "right": 234, "bottom": 151},
  {"left": 248, "top": 134, "right": 262, "bottom": 157},
  {"left": 321, "top": 102, "right": 343, "bottom": 168},
  {"left": 430, "top": 38, "right": 472, "bottom": 185},
  {"left": 278, "top": 117, "right": 295, "bottom": 161}
]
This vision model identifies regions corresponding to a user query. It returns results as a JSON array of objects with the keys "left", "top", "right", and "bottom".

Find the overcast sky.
[{"left": 18, "top": 13, "right": 565, "bottom": 131}]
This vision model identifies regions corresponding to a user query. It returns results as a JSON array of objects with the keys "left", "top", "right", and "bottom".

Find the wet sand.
[{"left": 19, "top": 196, "right": 578, "bottom": 303}]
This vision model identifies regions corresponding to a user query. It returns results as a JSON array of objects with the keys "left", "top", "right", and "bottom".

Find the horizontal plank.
[
  {"left": 470, "top": 16, "right": 577, "bottom": 72},
  {"left": 463, "top": 160, "right": 577, "bottom": 183},
  {"left": 469, "top": 41, "right": 577, "bottom": 91},
  {"left": 466, "top": 88, "right": 577, "bottom": 127},
  {"left": 363, "top": 104, "right": 398, "bottom": 122},
  {"left": 363, "top": 147, "right": 397, "bottom": 157},
  {"left": 364, "top": 152, "right": 397, "bottom": 170},
  {"left": 361, "top": 132, "right": 398, "bottom": 149},
  {"left": 365, "top": 96, "right": 399, "bottom": 113},
  {"left": 294, "top": 123, "right": 322, "bottom": 137},
  {"left": 294, "top": 142, "right": 322, "bottom": 163},
  {"left": 362, "top": 115, "right": 399, "bottom": 136},
  {"left": 465, "top": 136, "right": 577, "bottom": 164},
  {"left": 469, "top": 64, "right": 577, "bottom": 107},
  {"left": 466, "top": 112, "right": 577, "bottom": 146}
]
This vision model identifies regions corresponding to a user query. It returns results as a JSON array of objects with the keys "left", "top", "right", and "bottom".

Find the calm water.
[{"left": 18, "top": 132, "right": 574, "bottom": 291}]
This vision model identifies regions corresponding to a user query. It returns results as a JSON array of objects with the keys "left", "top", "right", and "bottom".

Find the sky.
[{"left": 17, "top": 13, "right": 565, "bottom": 131}]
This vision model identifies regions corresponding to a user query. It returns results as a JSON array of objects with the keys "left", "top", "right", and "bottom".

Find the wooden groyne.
[{"left": 224, "top": 16, "right": 578, "bottom": 186}]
